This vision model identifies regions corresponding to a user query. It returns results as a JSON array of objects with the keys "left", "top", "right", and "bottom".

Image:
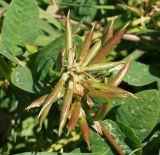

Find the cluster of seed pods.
[{"left": 26, "top": 13, "right": 135, "bottom": 155}]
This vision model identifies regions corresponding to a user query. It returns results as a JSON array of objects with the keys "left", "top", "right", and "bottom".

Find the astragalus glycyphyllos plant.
[{"left": 26, "top": 14, "right": 135, "bottom": 155}]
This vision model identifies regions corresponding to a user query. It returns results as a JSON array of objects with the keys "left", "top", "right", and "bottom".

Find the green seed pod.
[
  {"left": 78, "top": 61, "right": 126, "bottom": 72},
  {"left": 82, "top": 40, "right": 101, "bottom": 66},
  {"left": 59, "top": 81, "right": 74, "bottom": 136},
  {"left": 85, "top": 80, "right": 135, "bottom": 98}
]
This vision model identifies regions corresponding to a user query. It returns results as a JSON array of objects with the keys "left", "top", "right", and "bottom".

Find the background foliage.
[{"left": 0, "top": 0, "right": 160, "bottom": 154}]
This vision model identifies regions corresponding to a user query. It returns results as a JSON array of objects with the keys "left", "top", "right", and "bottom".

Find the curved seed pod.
[
  {"left": 79, "top": 110, "right": 90, "bottom": 148},
  {"left": 82, "top": 40, "right": 101, "bottom": 66},
  {"left": 88, "top": 89, "right": 134, "bottom": 99},
  {"left": 26, "top": 94, "right": 48, "bottom": 111},
  {"left": 92, "top": 102, "right": 109, "bottom": 121},
  {"left": 78, "top": 25, "right": 95, "bottom": 63},
  {"left": 111, "top": 60, "right": 131, "bottom": 86},
  {"left": 91, "top": 24, "right": 128, "bottom": 64},
  {"left": 67, "top": 101, "right": 81, "bottom": 134},
  {"left": 38, "top": 73, "right": 69, "bottom": 128},
  {"left": 77, "top": 61, "right": 126, "bottom": 72},
  {"left": 100, "top": 122, "right": 125, "bottom": 155},
  {"left": 102, "top": 19, "right": 114, "bottom": 44},
  {"left": 59, "top": 81, "right": 74, "bottom": 136},
  {"left": 65, "top": 11, "right": 72, "bottom": 57}
]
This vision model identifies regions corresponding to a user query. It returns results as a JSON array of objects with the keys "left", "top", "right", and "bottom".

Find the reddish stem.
[{"left": 99, "top": 122, "right": 125, "bottom": 155}]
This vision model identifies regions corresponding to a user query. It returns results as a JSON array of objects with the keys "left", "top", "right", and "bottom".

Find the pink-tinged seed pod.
[
  {"left": 91, "top": 24, "right": 128, "bottom": 64},
  {"left": 79, "top": 113, "right": 90, "bottom": 149},
  {"left": 59, "top": 81, "right": 74, "bottom": 136},
  {"left": 26, "top": 94, "right": 48, "bottom": 111},
  {"left": 78, "top": 24, "right": 95, "bottom": 63},
  {"left": 88, "top": 89, "right": 134, "bottom": 99},
  {"left": 103, "top": 19, "right": 114, "bottom": 44},
  {"left": 38, "top": 73, "right": 69, "bottom": 128},
  {"left": 85, "top": 80, "right": 136, "bottom": 98},
  {"left": 67, "top": 101, "right": 81, "bottom": 134},
  {"left": 111, "top": 60, "right": 132, "bottom": 86}
]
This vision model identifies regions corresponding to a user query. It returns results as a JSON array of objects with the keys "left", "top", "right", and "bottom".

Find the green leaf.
[
  {"left": 57, "top": 0, "right": 97, "bottom": 23},
  {"left": 11, "top": 65, "right": 34, "bottom": 93},
  {"left": 0, "top": 44, "right": 23, "bottom": 65},
  {"left": 21, "top": 117, "right": 37, "bottom": 137},
  {"left": 117, "top": 123, "right": 142, "bottom": 155},
  {"left": 115, "top": 90, "right": 160, "bottom": 141},
  {"left": 90, "top": 129, "right": 112, "bottom": 154},
  {"left": 39, "top": 8, "right": 63, "bottom": 31},
  {"left": 34, "top": 35, "right": 65, "bottom": 81},
  {"left": 2, "top": 0, "right": 40, "bottom": 55},
  {"left": 123, "top": 61, "right": 158, "bottom": 86}
]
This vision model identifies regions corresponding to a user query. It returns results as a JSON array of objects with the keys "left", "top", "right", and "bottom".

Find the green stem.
[{"left": 57, "top": 2, "right": 116, "bottom": 10}]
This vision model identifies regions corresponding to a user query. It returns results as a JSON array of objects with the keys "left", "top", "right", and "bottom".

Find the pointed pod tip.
[
  {"left": 25, "top": 107, "right": 29, "bottom": 111},
  {"left": 67, "top": 10, "right": 70, "bottom": 19},
  {"left": 132, "top": 94, "right": 138, "bottom": 99},
  {"left": 91, "top": 23, "right": 95, "bottom": 32},
  {"left": 124, "top": 22, "right": 130, "bottom": 29},
  {"left": 66, "top": 131, "right": 70, "bottom": 136},
  {"left": 58, "top": 127, "right": 63, "bottom": 137},
  {"left": 129, "top": 55, "right": 134, "bottom": 62},
  {"left": 111, "top": 19, "right": 115, "bottom": 26},
  {"left": 39, "top": 121, "right": 42, "bottom": 130},
  {"left": 87, "top": 144, "right": 92, "bottom": 151}
]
